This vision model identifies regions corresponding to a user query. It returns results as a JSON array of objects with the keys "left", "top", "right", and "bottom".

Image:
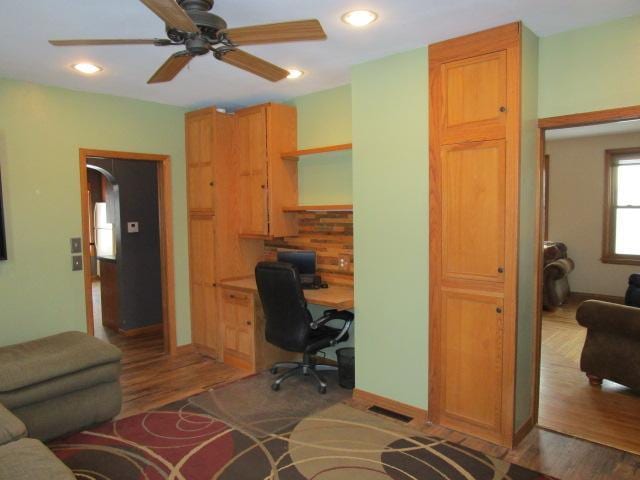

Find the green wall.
[
  {"left": 539, "top": 14, "right": 640, "bottom": 117},
  {"left": 289, "top": 85, "right": 354, "bottom": 359},
  {"left": 0, "top": 78, "right": 191, "bottom": 347},
  {"left": 290, "top": 85, "right": 352, "bottom": 205},
  {"left": 352, "top": 48, "right": 429, "bottom": 409},
  {"left": 515, "top": 26, "right": 539, "bottom": 430}
]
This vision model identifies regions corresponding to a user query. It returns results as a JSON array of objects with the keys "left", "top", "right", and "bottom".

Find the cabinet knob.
[
  {"left": 246, "top": 321, "right": 252, "bottom": 326},
  {"left": 209, "top": 181, "right": 214, "bottom": 187},
  {"left": 499, "top": 106, "right": 507, "bottom": 113},
  {"left": 497, "top": 267, "right": 504, "bottom": 273},
  {"left": 260, "top": 184, "right": 266, "bottom": 189},
  {"left": 496, "top": 307, "right": 503, "bottom": 314}
]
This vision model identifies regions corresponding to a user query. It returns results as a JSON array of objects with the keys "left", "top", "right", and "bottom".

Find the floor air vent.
[{"left": 368, "top": 405, "right": 413, "bottom": 423}]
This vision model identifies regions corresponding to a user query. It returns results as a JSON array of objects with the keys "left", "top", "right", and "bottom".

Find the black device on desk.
[{"left": 276, "top": 250, "right": 326, "bottom": 289}]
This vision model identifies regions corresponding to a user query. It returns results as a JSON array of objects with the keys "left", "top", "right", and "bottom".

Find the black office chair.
[{"left": 255, "top": 261, "right": 354, "bottom": 394}]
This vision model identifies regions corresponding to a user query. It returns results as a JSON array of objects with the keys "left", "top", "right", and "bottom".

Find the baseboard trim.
[
  {"left": 571, "top": 292, "right": 625, "bottom": 304},
  {"left": 174, "top": 343, "right": 196, "bottom": 355},
  {"left": 223, "top": 351, "right": 254, "bottom": 372},
  {"left": 513, "top": 416, "right": 535, "bottom": 446},
  {"left": 118, "top": 324, "right": 163, "bottom": 337},
  {"left": 353, "top": 389, "right": 428, "bottom": 425},
  {"left": 194, "top": 344, "right": 219, "bottom": 360}
]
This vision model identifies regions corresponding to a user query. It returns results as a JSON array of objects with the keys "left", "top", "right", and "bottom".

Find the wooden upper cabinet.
[
  {"left": 441, "top": 50, "right": 507, "bottom": 144},
  {"left": 441, "top": 140, "right": 506, "bottom": 283},
  {"left": 235, "top": 103, "right": 298, "bottom": 238},
  {"left": 236, "top": 106, "right": 269, "bottom": 236},
  {"left": 186, "top": 110, "right": 215, "bottom": 214}
]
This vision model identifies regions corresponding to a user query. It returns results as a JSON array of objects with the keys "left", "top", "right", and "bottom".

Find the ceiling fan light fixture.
[
  {"left": 287, "top": 68, "right": 304, "bottom": 79},
  {"left": 71, "top": 63, "right": 103, "bottom": 75},
  {"left": 341, "top": 10, "right": 378, "bottom": 27}
]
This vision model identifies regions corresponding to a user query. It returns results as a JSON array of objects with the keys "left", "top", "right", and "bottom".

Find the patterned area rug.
[{"left": 50, "top": 372, "right": 557, "bottom": 479}]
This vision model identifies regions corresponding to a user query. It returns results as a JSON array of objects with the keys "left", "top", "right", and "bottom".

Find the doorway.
[
  {"left": 533, "top": 106, "right": 640, "bottom": 454},
  {"left": 79, "top": 149, "right": 177, "bottom": 355}
]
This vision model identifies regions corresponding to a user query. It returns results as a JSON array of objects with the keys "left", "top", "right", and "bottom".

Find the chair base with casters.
[
  {"left": 270, "top": 356, "right": 338, "bottom": 394},
  {"left": 269, "top": 309, "right": 353, "bottom": 394}
]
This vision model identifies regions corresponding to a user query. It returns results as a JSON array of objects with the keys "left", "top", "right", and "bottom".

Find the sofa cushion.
[
  {"left": 0, "top": 438, "right": 75, "bottom": 480},
  {"left": 0, "top": 331, "right": 121, "bottom": 393},
  {"left": 0, "top": 362, "right": 120, "bottom": 410},
  {"left": 0, "top": 403, "right": 26, "bottom": 446}
]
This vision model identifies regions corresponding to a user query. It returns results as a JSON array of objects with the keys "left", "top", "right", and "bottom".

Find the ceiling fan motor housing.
[{"left": 167, "top": 0, "right": 227, "bottom": 48}]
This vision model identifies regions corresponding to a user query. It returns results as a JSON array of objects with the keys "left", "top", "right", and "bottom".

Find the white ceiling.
[
  {"left": 546, "top": 119, "right": 640, "bottom": 140},
  {"left": 1, "top": 0, "right": 639, "bottom": 109}
]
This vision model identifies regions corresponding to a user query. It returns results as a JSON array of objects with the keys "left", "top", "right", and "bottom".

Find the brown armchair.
[
  {"left": 542, "top": 242, "right": 574, "bottom": 310},
  {"left": 576, "top": 300, "right": 640, "bottom": 390}
]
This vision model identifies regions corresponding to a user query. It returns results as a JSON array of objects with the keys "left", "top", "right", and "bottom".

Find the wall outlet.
[
  {"left": 127, "top": 221, "right": 139, "bottom": 233},
  {"left": 70, "top": 237, "right": 82, "bottom": 254},
  {"left": 72, "top": 255, "right": 83, "bottom": 271},
  {"left": 338, "top": 254, "right": 351, "bottom": 272}
]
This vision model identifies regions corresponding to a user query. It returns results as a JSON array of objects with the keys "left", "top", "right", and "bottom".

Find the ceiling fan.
[{"left": 49, "top": 0, "right": 327, "bottom": 84}]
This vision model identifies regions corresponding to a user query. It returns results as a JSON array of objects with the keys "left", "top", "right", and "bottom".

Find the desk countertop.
[{"left": 219, "top": 276, "right": 354, "bottom": 311}]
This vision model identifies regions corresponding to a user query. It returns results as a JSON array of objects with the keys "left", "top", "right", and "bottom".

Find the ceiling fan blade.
[
  {"left": 219, "top": 49, "right": 289, "bottom": 82},
  {"left": 220, "top": 19, "right": 327, "bottom": 46},
  {"left": 148, "top": 53, "right": 193, "bottom": 84},
  {"left": 139, "top": 0, "right": 199, "bottom": 33},
  {"left": 49, "top": 39, "right": 158, "bottom": 46}
]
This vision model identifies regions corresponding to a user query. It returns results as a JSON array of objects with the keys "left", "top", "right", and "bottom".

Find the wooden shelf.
[
  {"left": 238, "top": 232, "right": 277, "bottom": 240},
  {"left": 281, "top": 143, "right": 352, "bottom": 161},
  {"left": 282, "top": 204, "right": 353, "bottom": 212}
]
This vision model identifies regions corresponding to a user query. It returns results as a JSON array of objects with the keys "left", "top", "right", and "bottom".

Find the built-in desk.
[
  {"left": 219, "top": 276, "right": 354, "bottom": 310},
  {"left": 217, "top": 276, "right": 354, "bottom": 372}
]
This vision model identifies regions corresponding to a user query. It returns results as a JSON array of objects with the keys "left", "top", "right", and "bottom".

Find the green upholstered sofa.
[
  {"left": 0, "top": 403, "right": 75, "bottom": 479},
  {"left": 0, "top": 331, "right": 122, "bottom": 441},
  {"left": 0, "top": 331, "right": 123, "bottom": 479}
]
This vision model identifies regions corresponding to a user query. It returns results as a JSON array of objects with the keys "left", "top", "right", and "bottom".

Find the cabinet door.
[
  {"left": 441, "top": 140, "right": 506, "bottom": 283},
  {"left": 186, "top": 113, "right": 215, "bottom": 213},
  {"left": 439, "top": 290, "right": 505, "bottom": 443},
  {"left": 441, "top": 50, "right": 507, "bottom": 144},
  {"left": 189, "top": 216, "right": 217, "bottom": 351},
  {"left": 220, "top": 289, "right": 255, "bottom": 370},
  {"left": 237, "top": 107, "right": 269, "bottom": 235}
]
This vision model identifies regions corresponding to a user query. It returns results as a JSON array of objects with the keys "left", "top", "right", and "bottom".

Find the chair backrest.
[{"left": 255, "top": 261, "right": 313, "bottom": 352}]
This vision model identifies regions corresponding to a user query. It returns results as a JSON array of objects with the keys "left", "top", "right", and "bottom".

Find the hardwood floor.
[
  {"left": 92, "top": 280, "right": 247, "bottom": 418},
  {"left": 539, "top": 294, "right": 640, "bottom": 456}
]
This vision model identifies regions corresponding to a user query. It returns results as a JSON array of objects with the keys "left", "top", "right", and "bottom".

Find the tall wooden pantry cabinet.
[{"left": 429, "top": 22, "right": 537, "bottom": 447}]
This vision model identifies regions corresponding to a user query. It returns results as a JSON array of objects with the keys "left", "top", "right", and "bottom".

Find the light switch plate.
[
  {"left": 70, "top": 237, "right": 82, "bottom": 254},
  {"left": 72, "top": 255, "right": 83, "bottom": 271},
  {"left": 127, "top": 221, "right": 139, "bottom": 233}
]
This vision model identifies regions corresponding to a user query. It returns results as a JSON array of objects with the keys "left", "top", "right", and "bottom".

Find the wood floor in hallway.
[{"left": 539, "top": 294, "right": 640, "bottom": 455}]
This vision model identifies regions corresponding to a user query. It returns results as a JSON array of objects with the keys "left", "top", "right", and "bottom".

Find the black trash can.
[{"left": 336, "top": 347, "right": 355, "bottom": 389}]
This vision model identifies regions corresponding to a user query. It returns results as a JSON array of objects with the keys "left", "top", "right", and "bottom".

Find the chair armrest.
[
  {"left": 543, "top": 258, "right": 575, "bottom": 279},
  {"left": 576, "top": 300, "right": 640, "bottom": 339},
  {"left": 310, "top": 309, "right": 355, "bottom": 329},
  {"left": 0, "top": 403, "right": 27, "bottom": 446}
]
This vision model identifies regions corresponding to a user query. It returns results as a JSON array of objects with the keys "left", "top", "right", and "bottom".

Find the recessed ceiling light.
[
  {"left": 71, "top": 63, "right": 103, "bottom": 75},
  {"left": 287, "top": 69, "right": 304, "bottom": 80},
  {"left": 341, "top": 10, "right": 378, "bottom": 27}
]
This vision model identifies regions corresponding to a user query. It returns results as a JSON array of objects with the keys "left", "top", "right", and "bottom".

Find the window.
[
  {"left": 94, "top": 202, "right": 115, "bottom": 258},
  {"left": 603, "top": 148, "right": 640, "bottom": 265}
]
